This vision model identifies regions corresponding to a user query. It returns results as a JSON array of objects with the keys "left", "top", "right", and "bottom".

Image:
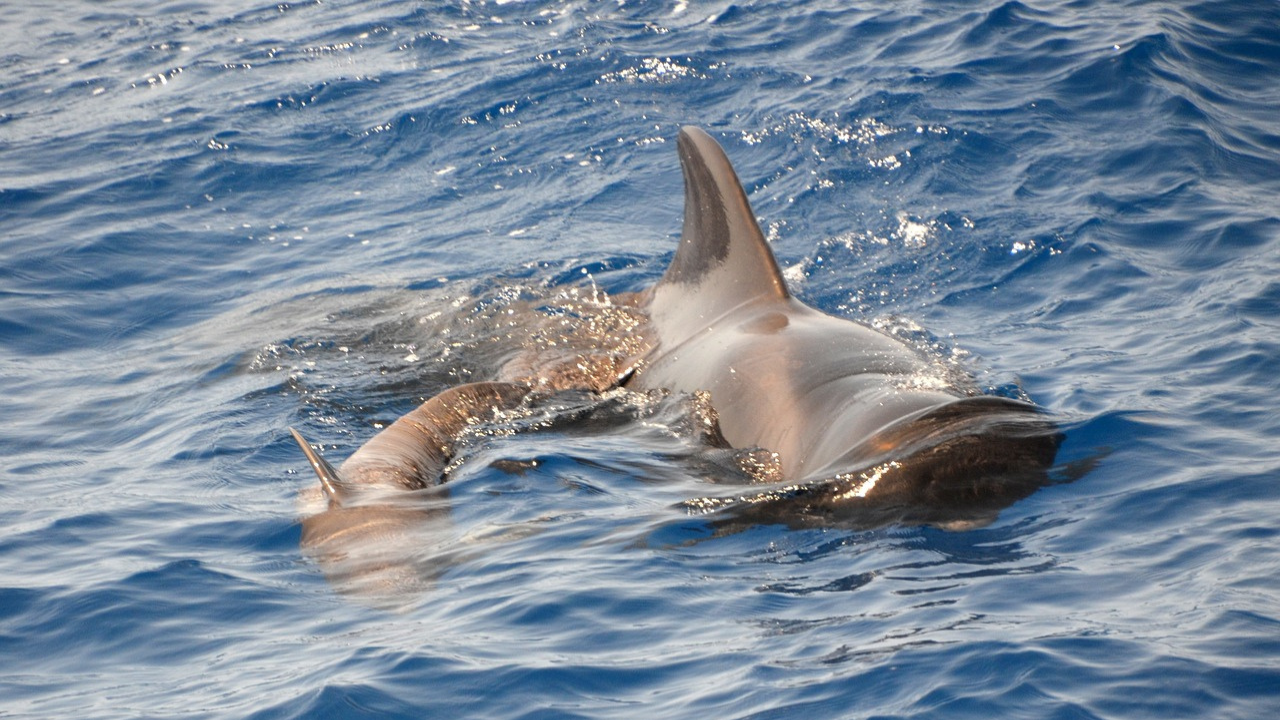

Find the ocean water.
[{"left": 3, "top": 0, "right": 1279, "bottom": 717}]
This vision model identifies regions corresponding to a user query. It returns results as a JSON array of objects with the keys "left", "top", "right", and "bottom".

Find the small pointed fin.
[
  {"left": 289, "top": 427, "right": 348, "bottom": 502},
  {"left": 649, "top": 127, "right": 789, "bottom": 347},
  {"left": 340, "top": 381, "right": 531, "bottom": 490}
]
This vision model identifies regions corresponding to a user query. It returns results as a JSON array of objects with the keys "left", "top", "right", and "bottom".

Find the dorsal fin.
[
  {"left": 289, "top": 427, "right": 350, "bottom": 503},
  {"left": 649, "top": 127, "right": 789, "bottom": 347}
]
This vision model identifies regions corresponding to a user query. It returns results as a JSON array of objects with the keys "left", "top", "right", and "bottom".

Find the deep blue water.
[{"left": 3, "top": 0, "right": 1280, "bottom": 717}]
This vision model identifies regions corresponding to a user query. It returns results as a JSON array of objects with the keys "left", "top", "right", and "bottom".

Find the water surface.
[{"left": 3, "top": 1, "right": 1279, "bottom": 718}]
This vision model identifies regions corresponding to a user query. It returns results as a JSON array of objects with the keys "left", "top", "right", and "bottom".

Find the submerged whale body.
[{"left": 290, "top": 126, "right": 1060, "bottom": 597}]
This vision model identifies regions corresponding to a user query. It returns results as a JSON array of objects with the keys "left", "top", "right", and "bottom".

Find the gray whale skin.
[{"left": 290, "top": 126, "right": 1060, "bottom": 597}]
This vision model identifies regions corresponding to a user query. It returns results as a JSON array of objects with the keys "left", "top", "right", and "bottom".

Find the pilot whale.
[
  {"left": 290, "top": 126, "right": 1059, "bottom": 592},
  {"left": 626, "top": 127, "right": 1058, "bottom": 525}
]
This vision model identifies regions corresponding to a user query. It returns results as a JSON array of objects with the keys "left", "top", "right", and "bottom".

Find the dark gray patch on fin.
[{"left": 666, "top": 130, "right": 730, "bottom": 280}]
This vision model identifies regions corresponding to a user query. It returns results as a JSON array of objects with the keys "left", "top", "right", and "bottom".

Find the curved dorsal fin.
[
  {"left": 289, "top": 427, "right": 349, "bottom": 503},
  {"left": 649, "top": 127, "right": 789, "bottom": 347}
]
